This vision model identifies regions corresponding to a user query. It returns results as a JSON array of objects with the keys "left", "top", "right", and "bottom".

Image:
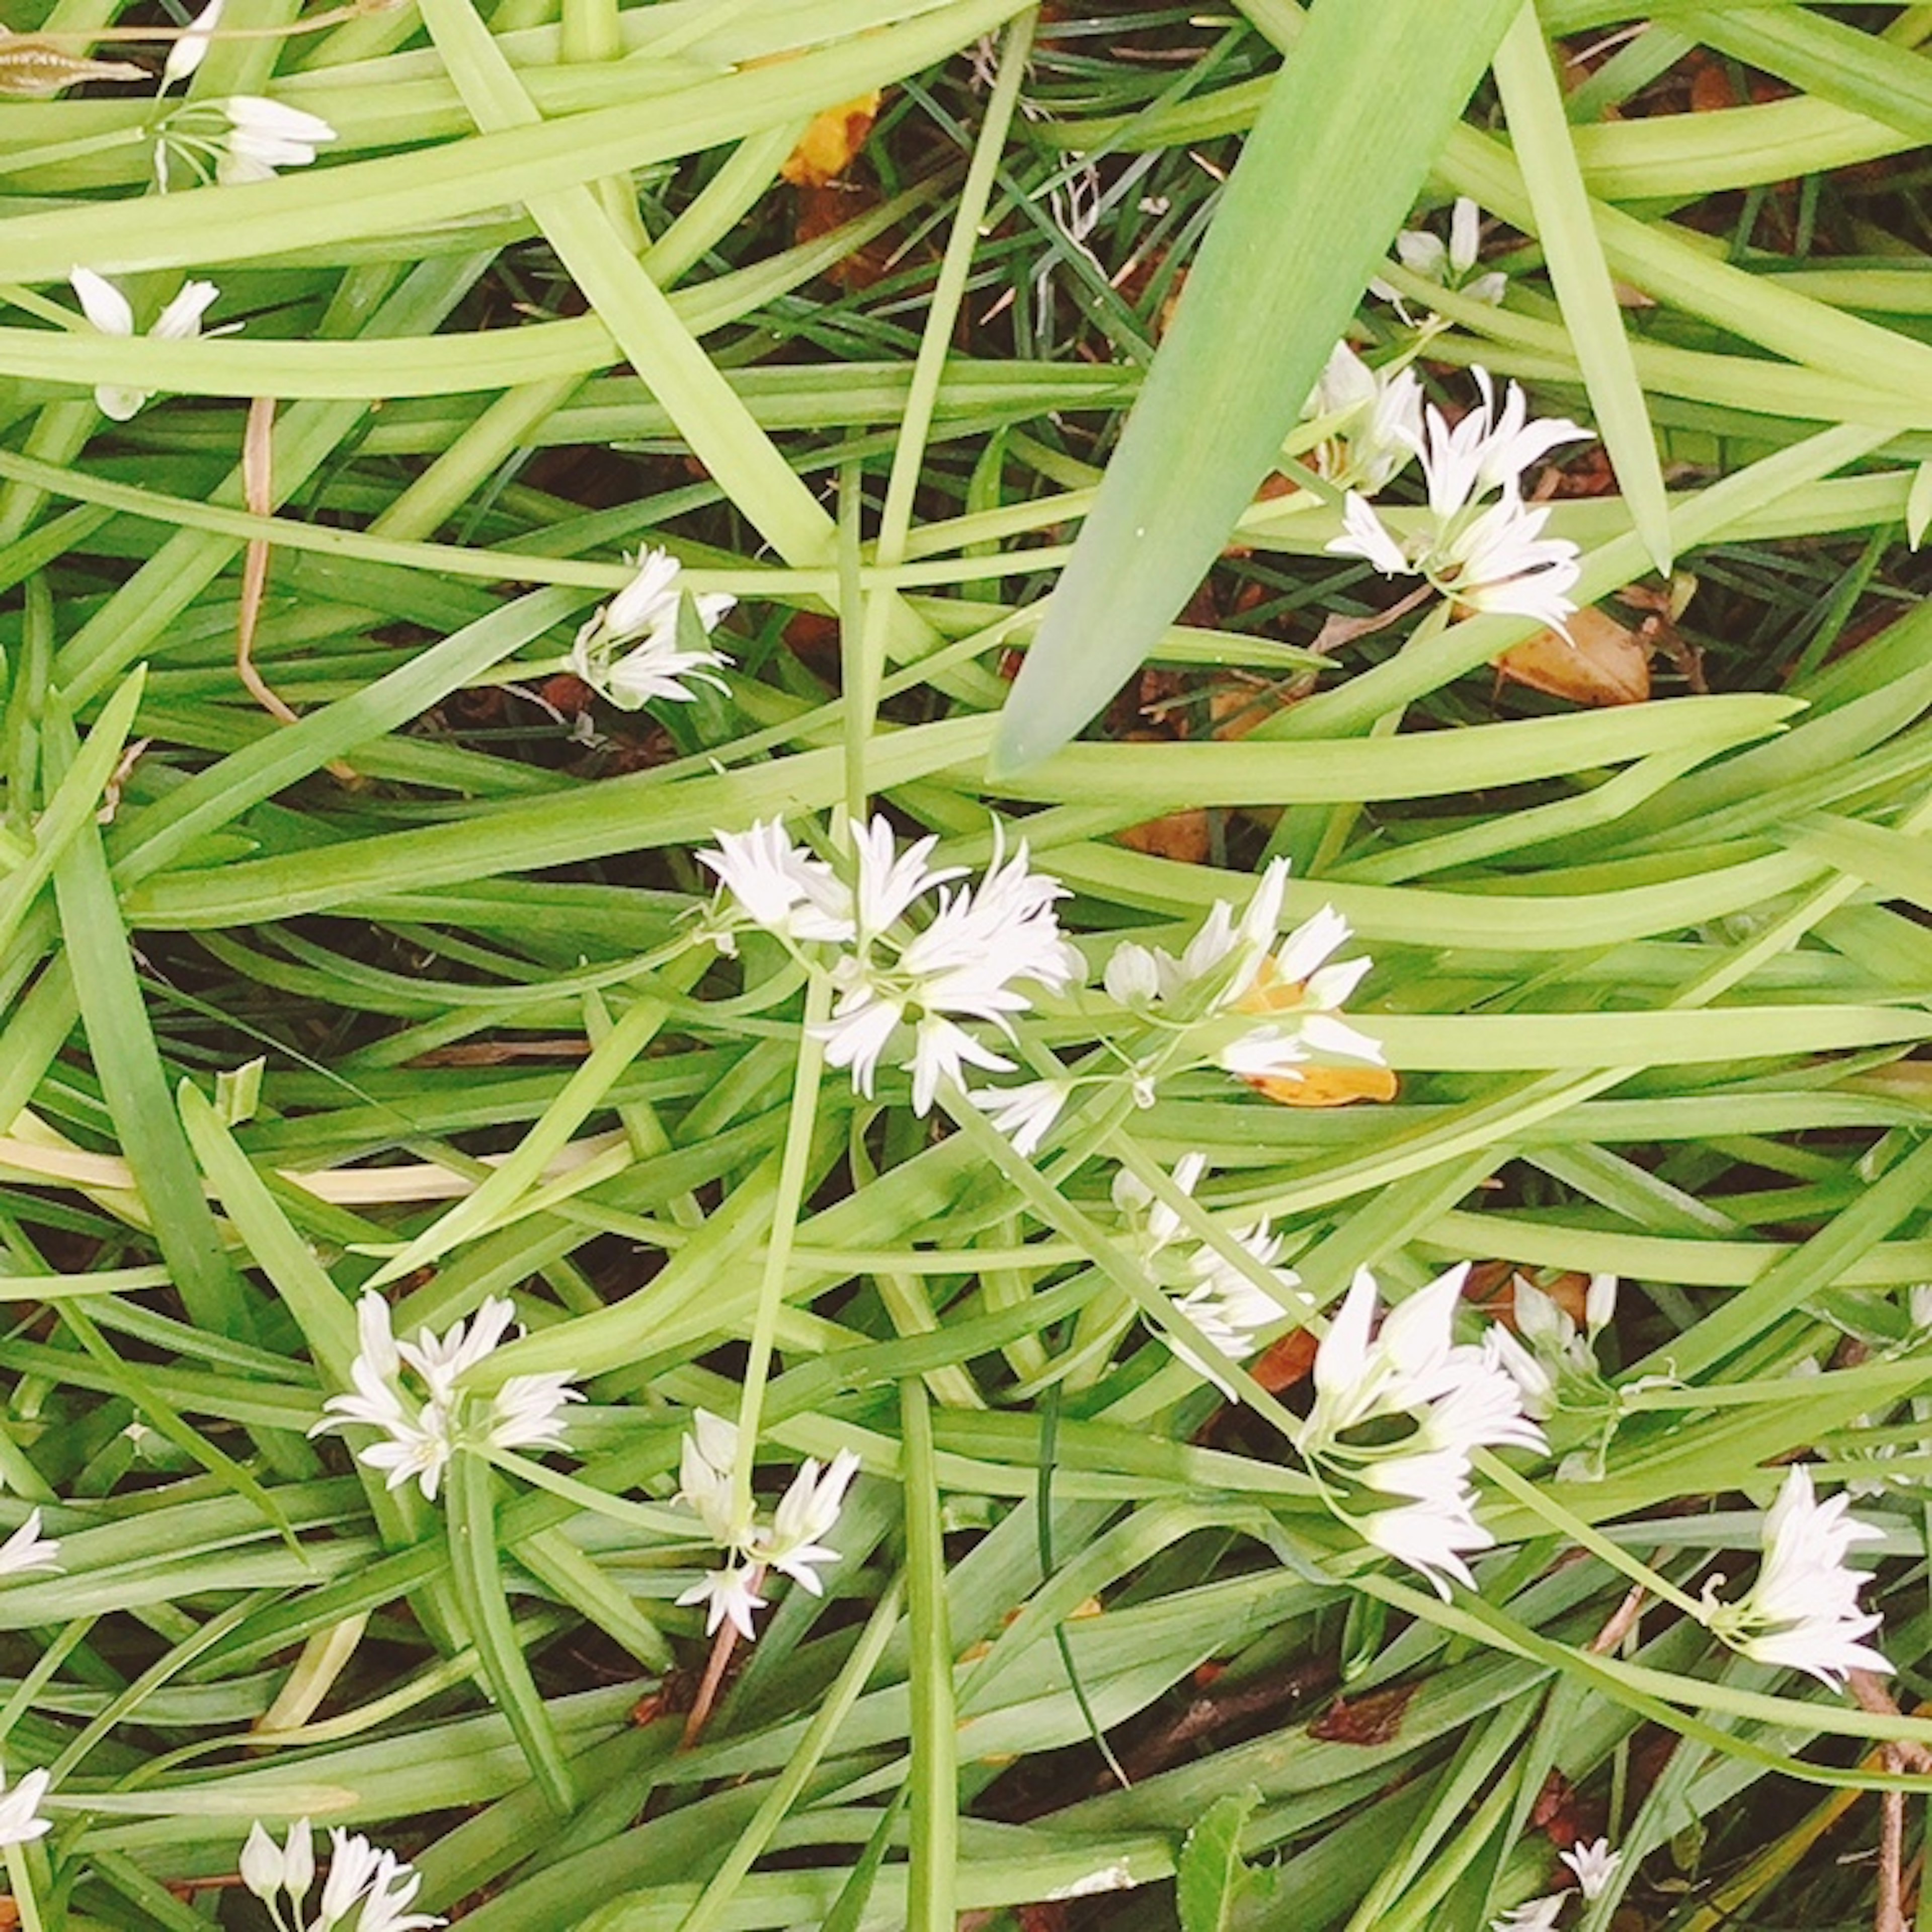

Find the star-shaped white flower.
[
  {"left": 68, "top": 267, "right": 221, "bottom": 421},
  {"left": 1560, "top": 1836, "right": 1622, "bottom": 1900},
  {"left": 1701, "top": 1464, "right": 1891, "bottom": 1688},
  {"left": 698, "top": 820, "right": 855, "bottom": 951},
  {"left": 0, "top": 1767, "right": 50, "bottom": 1850},
  {"left": 570, "top": 546, "right": 735, "bottom": 709}
]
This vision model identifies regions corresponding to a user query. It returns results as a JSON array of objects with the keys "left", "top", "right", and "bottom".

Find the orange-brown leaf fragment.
[
  {"left": 1243, "top": 1064, "right": 1400, "bottom": 1108},
  {"left": 1496, "top": 604, "right": 1651, "bottom": 707},
  {"left": 1308, "top": 1682, "right": 1418, "bottom": 1746},
  {"left": 1118, "top": 809, "right": 1211, "bottom": 864},
  {"left": 781, "top": 91, "right": 883, "bottom": 187}
]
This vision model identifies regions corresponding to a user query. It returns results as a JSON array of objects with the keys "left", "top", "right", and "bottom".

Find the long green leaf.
[{"left": 990, "top": 0, "right": 1521, "bottom": 772}]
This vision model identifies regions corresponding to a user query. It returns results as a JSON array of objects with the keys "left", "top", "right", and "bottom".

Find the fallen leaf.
[
  {"left": 1242, "top": 1065, "right": 1400, "bottom": 1108},
  {"left": 1118, "top": 809, "right": 1211, "bottom": 864},
  {"left": 792, "top": 180, "right": 894, "bottom": 288},
  {"left": 1496, "top": 603, "right": 1651, "bottom": 706},
  {"left": 1308, "top": 1683, "right": 1417, "bottom": 1746},
  {"left": 1248, "top": 1325, "right": 1318, "bottom": 1394},
  {"left": 781, "top": 91, "right": 883, "bottom": 187},
  {"left": 0, "top": 29, "right": 145, "bottom": 94}
]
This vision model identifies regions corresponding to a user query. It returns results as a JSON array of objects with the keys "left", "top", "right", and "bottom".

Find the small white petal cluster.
[
  {"left": 1490, "top": 1895, "right": 1565, "bottom": 1932},
  {"left": 1300, "top": 342, "right": 1425, "bottom": 496},
  {"left": 242, "top": 1817, "right": 443, "bottom": 1932},
  {"left": 1700, "top": 1464, "right": 1891, "bottom": 1689},
  {"left": 1374, "top": 195, "right": 1509, "bottom": 313},
  {"left": 0, "top": 1766, "right": 51, "bottom": 1850},
  {"left": 0, "top": 1507, "right": 61, "bottom": 1582},
  {"left": 700, "top": 815, "right": 1079, "bottom": 1120},
  {"left": 569, "top": 546, "right": 736, "bottom": 710},
  {"left": 1298, "top": 1264, "right": 1546, "bottom": 1595},
  {"left": 1560, "top": 1837, "right": 1622, "bottom": 1900},
  {"left": 1486, "top": 1273, "right": 1617, "bottom": 1423},
  {"left": 68, "top": 267, "right": 220, "bottom": 422},
  {"left": 1327, "top": 369, "right": 1590, "bottom": 634},
  {"left": 310, "top": 1294, "right": 582, "bottom": 1503},
  {"left": 673, "top": 1410, "right": 860, "bottom": 1641},
  {"left": 1104, "top": 859, "right": 1383, "bottom": 1095},
  {"left": 154, "top": 96, "right": 336, "bottom": 191},
  {"left": 1113, "top": 1154, "right": 1300, "bottom": 1395}
]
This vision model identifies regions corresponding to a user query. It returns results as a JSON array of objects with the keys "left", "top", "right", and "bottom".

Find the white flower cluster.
[
  {"left": 1299, "top": 342, "right": 1425, "bottom": 497},
  {"left": 1491, "top": 1837, "right": 1623, "bottom": 1930},
  {"left": 1374, "top": 194, "right": 1510, "bottom": 315},
  {"left": 1104, "top": 857, "right": 1383, "bottom": 1091},
  {"left": 1298, "top": 1264, "right": 1546, "bottom": 1596},
  {"left": 673, "top": 1410, "right": 860, "bottom": 1641},
  {"left": 153, "top": 95, "right": 336, "bottom": 191},
  {"left": 240, "top": 1817, "right": 442, "bottom": 1932},
  {"left": 1700, "top": 1463, "right": 1891, "bottom": 1689},
  {"left": 1113, "top": 1153, "right": 1302, "bottom": 1395},
  {"left": 1329, "top": 369, "right": 1589, "bottom": 634},
  {"left": 310, "top": 1294, "right": 582, "bottom": 1503},
  {"left": 701, "top": 815, "right": 1079, "bottom": 1118},
  {"left": 569, "top": 547, "right": 736, "bottom": 710}
]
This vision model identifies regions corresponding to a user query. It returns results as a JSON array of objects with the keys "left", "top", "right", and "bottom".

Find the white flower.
[
  {"left": 754, "top": 1450, "right": 860, "bottom": 1593},
  {"left": 698, "top": 820, "right": 855, "bottom": 950},
  {"left": 241, "top": 1817, "right": 314, "bottom": 1909},
  {"left": 1379, "top": 195, "right": 1509, "bottom": 310},
  {"left": 673, "top": 1414, "right": 858, "bottom": 1637},
  {"left": 1490, "top": 1895, "right": 1565, "bottom": 1932},
  {"left": 162, "top": 0, "right": 222, "bottom": 88},
  {"left": 0, "top": 1767, "right": 50, "bottom": 1849},
  {"left": 678, "top": 1562, "right": 767, "bottom": 1642},
  {"left": 969, "top": 1078, "right": 1068, "bottom": 1158},
  {"left": 68, "top": 267, "right": 220, "bottom": 421},
  {"left": 1701, "top": 1464, "right": 1891, "bottom": 1689},
  {"left": 152, "top": 94, "right": 336, "bottom": 192},
  {"left": 1299, "top": 1265, "right": 1546, "bottom": 1595},
  {"left": 1327, "top": 367, "right": 1589, "bottom": 633},
  {"left": 1103, "top": 942, "right": 1162, "bottom": 1006},
  {"left": 349, "top": 1851, "right": 443, "bottom": 1932},
  {"left": 570, "top": 547, "right": 734, "bottom": 709},
  {"left": 0, "top": 1509, "right": 60, "bottom": 1581},
  {"left": 676, "top": 1409, "right": 750, "bottom": 1549},
  {"left": 1168, "top": 1230, "right": 1296, "bottom": 1396},
  {"left": 1301, "top": 342, "right": 1425, "bottom": 495},
  {"left": 816, "top": 821, "right": 1076, "bottom": 1115},
  {"left": 1560, "top": 1837, "right": 1621, "bottom": 1900},
  {"left": 1112, "top": 1150, "right": 1209, "bottom": 1261},
  {"left": 216, "top": 96, "right": 336, "bottom": 183},
  {"left": 311, "top": 1294, "right": 581, "bottom": 1502},
  {"left": 317, "top": 1827, "right": 387, "bottom": 1929}
]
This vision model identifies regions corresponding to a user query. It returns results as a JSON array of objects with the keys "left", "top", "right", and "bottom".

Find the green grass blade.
[
  {"left": 990, "top": 0, "right": 1521, "bottom": 772},
  {"left": 1494, "top": 3, "right": 1672, "bottom": 575}
]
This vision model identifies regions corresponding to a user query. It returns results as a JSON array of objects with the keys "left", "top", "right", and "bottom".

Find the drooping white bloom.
[
  {"left": 1560, "top": 1837, "right": 1622, "bottom": 1900},
  {"left": 1298, "top": 1264, "right": 1546, "bottom": 1595},
  {"left": 154, "top": 95, "right": 336, "bottom": 191},
  {"left": 161, "top": 0, "right": 222, "bottom": 88},
  {"left": 1490, "top": 1895, "right": 1565, "bottom": 1932},
  {"left": 0, "top": 1508, "right": 60, "bottom": 1581},
  {"left": 216, "top": 96, "right": 336, "bottom": 183},
  {"left": 570, "top": 547, "right": 735, "bottom": 709},
  {"left": 1301, "top": 342, "right": 1426, "bottom": 495},
  {"left": 317, "top": 1827, "right": 388, "bottom": 1930},
  {"left": 1112, "top": 1151, "right": 1209, "bottom": 1262},
  {"left": 698, "top": 820, "right": 855, "bottom": 951},
  {"left": 0, "top": 1767, "right": 50, "bottom": 1849},
  {"left": 675, "top": 1408, "right": 751, "bottom": 1549},
  {"left": 1701, "top": 1464, "right": 1891, "bottom": 1688},
  {"left": 310, "top": 1294, "right": 582, "bottom": 1502},
  {"left": 968, "top": 1077, "right": 1068, "bottom": 1158},
  {"left": 68, "top": 267, "right": 220, "bottom": 421},
  {"left": 1168, "top": 1227, "right": 1297, "bottom": 1395},
  {"left": 818, "top": 822, "right": 1077, "bottom": 1114}
]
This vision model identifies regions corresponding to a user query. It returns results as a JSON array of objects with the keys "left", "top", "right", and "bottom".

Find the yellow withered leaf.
[
  {"left": 0, "top": 29, "right": 146, "bottom": 95},
  {"left": 1243, "top": 1064, "right": 1400, "bottom": 1108},
  {"left": 780, "top": 91, "right": 883, "bottom": 188}
]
